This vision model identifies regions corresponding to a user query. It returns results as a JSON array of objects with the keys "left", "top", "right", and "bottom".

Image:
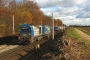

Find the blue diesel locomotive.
[
  {"left": 18, "top": 24, "right": 52, "bottom": 44},
  {"left": 18, "top": 24, "right": 65, "bottom": 45}
]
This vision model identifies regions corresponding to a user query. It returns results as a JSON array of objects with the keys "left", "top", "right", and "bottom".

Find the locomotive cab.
[
  {"left": 42, "top": 26, "right": 51, "bottom": 40},
  {"left": 19, "top": 24, "right": 32, "bottom": 44},
  {"left": 20, "top": 27, "right": 31, "bottom": 39}
]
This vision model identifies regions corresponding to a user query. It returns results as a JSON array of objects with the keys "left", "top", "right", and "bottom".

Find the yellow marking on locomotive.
[{"left": 47, "top": 27, "right": 50, "bottom": 31}]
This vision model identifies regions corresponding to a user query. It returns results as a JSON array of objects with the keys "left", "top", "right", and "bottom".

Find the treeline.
[
  {"left": 0, "top": 0, "right": 63, "bottom": 36},
  {"left": 70, "top": 25, "right": 90, "bottom": 27}
]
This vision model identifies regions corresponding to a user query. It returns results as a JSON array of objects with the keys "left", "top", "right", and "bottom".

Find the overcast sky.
[{"left": 31, "top": 0, "right": 90, "bottom": 25}]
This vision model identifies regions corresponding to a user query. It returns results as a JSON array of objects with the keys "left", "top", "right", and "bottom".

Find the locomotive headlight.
[{"left": 29, "top": 34, "right": 31, "bottom": 35}]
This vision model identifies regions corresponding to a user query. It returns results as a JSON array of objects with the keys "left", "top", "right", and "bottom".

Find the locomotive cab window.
[{"left": 21, "top": 28, "right": 29, "bottom": 31}]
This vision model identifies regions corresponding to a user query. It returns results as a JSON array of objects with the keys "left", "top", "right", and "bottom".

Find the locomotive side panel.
[{"left": 31, "top": 26, "right": 43, "bottom": 41}]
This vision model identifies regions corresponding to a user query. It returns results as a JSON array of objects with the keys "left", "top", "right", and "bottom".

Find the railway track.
[
  {"left": 0, "top": 32, "right": 67, "bottom": 60},
  {"left": 0, "top": 45, "right": 18, "bottom": 53},
  {"left": 0, "top": 39, "right": 46, "bottom": 60},
  {"left": 20, "top": 32, "right": 67, "bottom": 60}
]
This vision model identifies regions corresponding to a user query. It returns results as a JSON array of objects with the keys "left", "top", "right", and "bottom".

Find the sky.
[{"left": 28, "top": 0, "right": 90, "bottom": 25}]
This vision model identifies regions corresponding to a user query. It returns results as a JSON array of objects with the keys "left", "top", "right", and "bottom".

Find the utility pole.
[
  {"left": 52, "top": 13, "right": 54, "bottom": 40},
  {"left": 13, "top": 15, "right": 15, "bottom": 35},
  {"left": 62, "top": 23, "right": 63, "bottom": 32}
]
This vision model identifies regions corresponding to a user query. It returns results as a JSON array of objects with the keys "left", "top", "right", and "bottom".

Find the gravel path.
[{"left": 75, "top": 28, "right": 90, "bottom": 42}]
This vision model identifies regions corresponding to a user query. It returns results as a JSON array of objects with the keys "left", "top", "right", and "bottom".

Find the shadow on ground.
[{"left": 0, "top": 35, "right": 18, "bottom": 45}]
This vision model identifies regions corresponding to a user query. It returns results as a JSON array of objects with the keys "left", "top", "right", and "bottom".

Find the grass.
[
  {"left": 67, "top": 28, "right": 81, "bottom": 41},
  {"left": 67, "top": 28, "right": 90, "bottom": 48},
  {"left": 83, "top": 30, "right": 90, "bottom": 36}
]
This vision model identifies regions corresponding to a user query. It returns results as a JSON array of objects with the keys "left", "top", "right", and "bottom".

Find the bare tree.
[
  {"left": 9, "top": 0, "right": 16, "bottom": 10},
  {"left": 0, "top": 0, "right": 11, "bottom": 7}
]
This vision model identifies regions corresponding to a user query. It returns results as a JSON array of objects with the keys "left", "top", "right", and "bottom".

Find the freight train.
[{"left": 18, "top": 24, "right": 65, "bottom": 45}]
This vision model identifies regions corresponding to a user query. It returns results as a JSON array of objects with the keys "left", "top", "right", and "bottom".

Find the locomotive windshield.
[
  {"left": 21, "top": 28, "right": 28, "bottom": 31},
  {"left": 21, "top": 28, "right": 31, "bottom": 32}
]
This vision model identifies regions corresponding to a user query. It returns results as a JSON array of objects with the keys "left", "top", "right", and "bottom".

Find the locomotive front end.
[
  {"left": 20, "top": 28, "right": 31, "bottom": 39},
  {"left": 19, "top": 24, "right": 31, "bottom": 44}
]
